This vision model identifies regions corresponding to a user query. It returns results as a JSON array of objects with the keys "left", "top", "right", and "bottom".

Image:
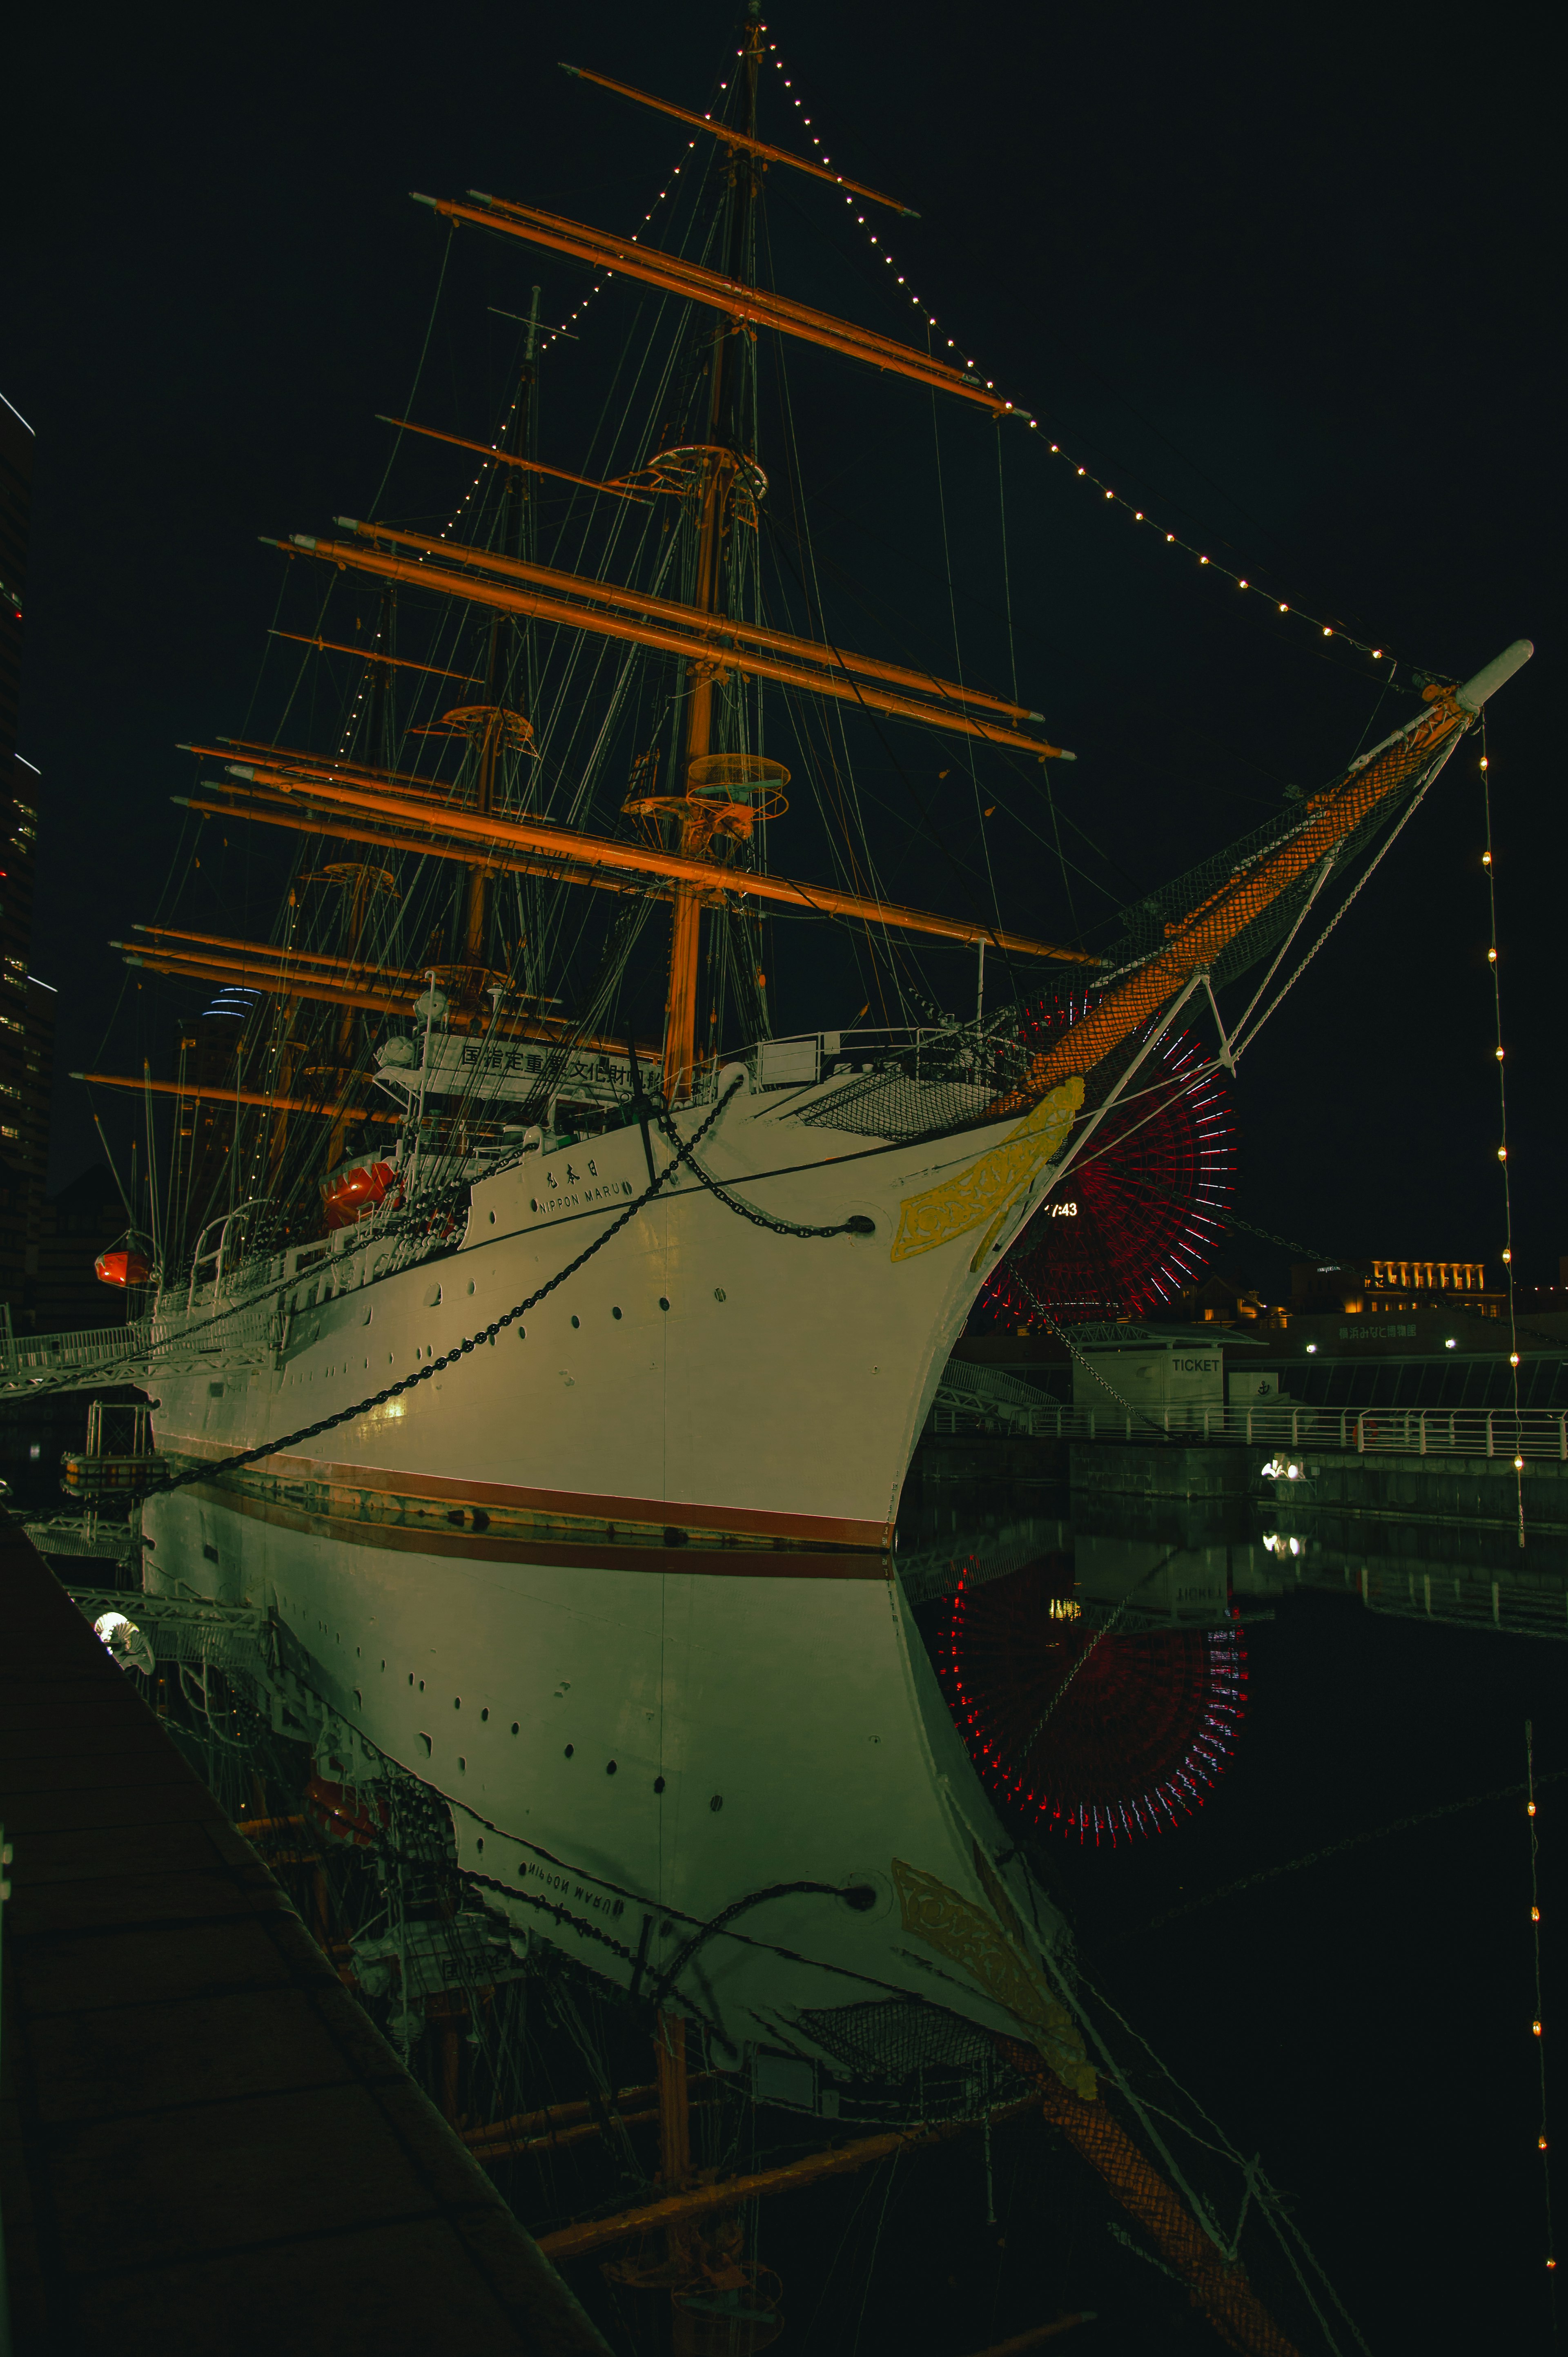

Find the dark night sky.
[
  {"left": 4, "top": 0, "right": 1559, "bottom": 1282},
  {"left": 2, "top": 12, "right": 1563, "bottom": 2346}
]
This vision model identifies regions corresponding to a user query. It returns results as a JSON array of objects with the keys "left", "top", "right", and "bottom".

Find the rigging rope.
[
  {"left": 995, "top": 427, "right": 1019, "bottom": 710},
  {"left": 1130, "top": 1766, "right": 1568, "bottom": 1941},
  {"left": 1063, "top": 1973, "right": 1369, "bottom": 2353},
  {"left": 1225, "top": 746, "right": 1454, "bottom": 1065},
  {"left": 1066, "top": 1104, "right": 1338, "bottom": 1269},
  {"left": 367, "top": 226, "right": 454, "bottom": 519}
]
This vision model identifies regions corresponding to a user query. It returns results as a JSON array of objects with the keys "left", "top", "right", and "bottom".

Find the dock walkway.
[{"left": 0, "top": 1517, "right": 609, "bottom": 2355}]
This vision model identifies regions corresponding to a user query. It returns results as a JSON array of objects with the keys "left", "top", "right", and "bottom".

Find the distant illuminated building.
[{"left": 1291, "top": 1258, "right": 1505, "bottom": 1322}]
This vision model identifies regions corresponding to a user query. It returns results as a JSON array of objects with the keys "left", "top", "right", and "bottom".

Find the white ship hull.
[{"left": 141, "top": 1070, "right": 1090, "bottom": 2067}]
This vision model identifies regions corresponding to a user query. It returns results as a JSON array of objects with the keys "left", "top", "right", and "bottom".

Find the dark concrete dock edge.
[{"left": 0, "top": 1517, "right": 612, "bottom": 2357}]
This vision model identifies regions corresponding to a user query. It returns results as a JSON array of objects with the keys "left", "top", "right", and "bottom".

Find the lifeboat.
[
  {"left": 94, "top": 1239, "right": 154, "bottom": 1287},
  {"left": 321, "top": 1156, "right": 400, "bottom": 1229},
  {"left": 305, "top": 1773, "right": 390, "bottom": 1848}
]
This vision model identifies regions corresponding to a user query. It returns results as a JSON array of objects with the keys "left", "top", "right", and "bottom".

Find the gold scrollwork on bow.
[
  {"left": 892, "top": 1855, "right": 1097, "bottom": 2098},
  {"left": 889, "top": 1078, "right": 1084, "bottom": 1265}
]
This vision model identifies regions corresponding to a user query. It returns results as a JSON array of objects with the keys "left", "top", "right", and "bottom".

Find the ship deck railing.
[
  {"left": 0, "top": 1314, "right": 160, "bottom": 1387},
  {"left": 0, "top": 1296, "right": 281, "bottom": 1394},
  {"left": 689, "top": 1021, "right": 1009, "bottom": 1097},
  {"left": 928, "top": 1377, "right": 1568, "bottom": 1463}
]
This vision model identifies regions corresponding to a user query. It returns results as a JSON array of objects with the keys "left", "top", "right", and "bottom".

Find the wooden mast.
[
  {"left": 279, "top": 528, "right": 1063, "bottom": 751},
  {"left": 176, "top": 767, "right": 1089, "bottom": 960},
  {"left": 662, "top": 5, "right": 765, "bottom": 1103},
  {"left": 419, "top": 192, "right": 1009, "bottom": 414},
  {"left": 559, "top": 62, "right": 918, "bottom": 216}
]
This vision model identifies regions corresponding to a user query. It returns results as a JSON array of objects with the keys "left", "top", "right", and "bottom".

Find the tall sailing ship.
[{"left": 40, "top": 1, "right": 1527, "bottom": 2224}]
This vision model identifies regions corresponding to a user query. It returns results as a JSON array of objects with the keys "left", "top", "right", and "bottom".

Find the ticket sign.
[{"left": 1071, "top": 1345, "right": 1224, "bottom": 1411}]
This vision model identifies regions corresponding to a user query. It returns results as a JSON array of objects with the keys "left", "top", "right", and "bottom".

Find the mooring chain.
[
  {"left": 158, "top": 1083, "right": 741, "bottom": 1494},
  {"left": 654, "top": 1100, "right": 875, "bottom": 1241},
  {"left": 158, "top": 1076, "right": 869, "bottom": 1496}
]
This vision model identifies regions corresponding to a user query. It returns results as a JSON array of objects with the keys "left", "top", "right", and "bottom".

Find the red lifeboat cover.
[
  {"left": 305, "top": 1774, "right": 389, "bottom": 1848},
  {"left": 321, "top": 1158, "right": 400, "bottom": 1229},
  {"left": 95, "top": 1247, "right": 153, "bottom": 1287}
]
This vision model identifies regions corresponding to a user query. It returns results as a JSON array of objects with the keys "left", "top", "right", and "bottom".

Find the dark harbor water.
[
  {"left": 13, "top": 1405, "right": 1565, "bottom": 2357},
  {"left": 897, "top": 1463, "right": 1566, "bottom": 2357}
]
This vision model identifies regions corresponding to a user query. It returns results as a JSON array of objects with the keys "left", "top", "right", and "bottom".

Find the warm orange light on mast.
[
  {"left": 118, "top": 936, "right": 650, "bottom": 1055},
  {"left": 133, "top": 923, "right": 448, "bottom": 990},
  {"left": 663, "top": 448, "right": 733, "bottom": 1099},
  {"left": 176, "top": 785, "right": 662, "bottom": 906},
  {"left": 375, "top": 415, "right": 650, "bottom": 502},
  {"left": 655, "top": 18, "right": 773, "bottom": 1107},
  {"left": 412, "top": 194, "right": 1011, "bottom": 417},
  {"left": 120, "top": 941, "right": 443, "bottom": 1021},
  {"left": 268, "top": 629, "right": 481, "bottom": 682},
  {"left": 74, "top": 1070, "right": 381, "bottom": 1120},
  {"left": 331, "top": 519, "right": 1046, "bottom": 727},
  {"left": 188, "top": 767, "right": 1089, "bottom": 962},
  {"left": 558, "top": 63, "right": 919, "bottom": 217},
  {"left": 1035, "top": 690, "right": 1480, "bottom": 1091},
  {"left": 278, "top": 535, "right": 1062, "bottom": 756}
]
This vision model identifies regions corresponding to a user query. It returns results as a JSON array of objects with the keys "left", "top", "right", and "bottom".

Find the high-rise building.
[{"left": 0, "top": 387, "right": 53, "bottom": 1333}]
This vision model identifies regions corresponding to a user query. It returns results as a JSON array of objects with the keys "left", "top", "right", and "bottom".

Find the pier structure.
[{"left": 0, "top": 1514, "right": 610, "bottom": 2354}]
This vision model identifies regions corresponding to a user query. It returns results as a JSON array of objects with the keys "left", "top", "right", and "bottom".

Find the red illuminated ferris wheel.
[
  {"left": 935, "top": 1559, "right": 1247, "bottom": 1847},
  {"left": 987, "top": 999, "right": 1235, "bottom": 1325}
]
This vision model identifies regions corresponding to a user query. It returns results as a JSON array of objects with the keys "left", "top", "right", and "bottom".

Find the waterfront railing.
[{"left": 927, "top": 1388, "right": 1568, "bottom": 1462}]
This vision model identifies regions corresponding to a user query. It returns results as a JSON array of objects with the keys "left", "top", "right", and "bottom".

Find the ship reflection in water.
[{"left": 29, "top": 1431, "right": 1562, "bottom": 2356}]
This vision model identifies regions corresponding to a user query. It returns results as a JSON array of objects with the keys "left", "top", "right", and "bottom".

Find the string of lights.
[
  {"left": 335, "top": 615, "right": 390, "bottom": 757},
  {"left": 331, "top": 136, "right": 701, "bottom": 747},
  {"left": 761, "top": 35, "right": 941, "bottom": 331},
  {"left": 1527, "top": 1721, "right": 1556, "bottom": 2289},
  {"left": 1481, "top": 726, "right": 1528, "bottom": 1545},
  {"left": 419, "top": 39, "right": 964, "bottom": 620},
  {"left": 385, "top": 33, "right": 1405, "bottom": 679},
  {"left": 759, "top": 29, "right": 1400, "bottom": 674},
  {"left": 323, "top": 113, "right": 705, "bottom": 763},
  {"left": 537, "top": 127, "right": 696, "bottom": 355},
  {"left": 433, "top": 136, "right": 702, "bottom": 552},
  {"left": 344, "top": 39, "right": 1415, "bottom": 740}
]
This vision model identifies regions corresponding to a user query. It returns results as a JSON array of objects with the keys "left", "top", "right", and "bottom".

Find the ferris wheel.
[
  {"left": 935, "top": 1556, "right": 1248, "bottom": 1846},
  {"left": 987, "top": 998, "right": 1236, "bottom": 1325}
]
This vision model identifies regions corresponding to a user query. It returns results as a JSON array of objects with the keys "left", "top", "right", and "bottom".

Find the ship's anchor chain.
[
  {"left": 157, "top": 1078, "right": 872, "bottom": 1497},
  {"left": 653, "top": 1101, "right": 878, "bottom": 1242}
]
